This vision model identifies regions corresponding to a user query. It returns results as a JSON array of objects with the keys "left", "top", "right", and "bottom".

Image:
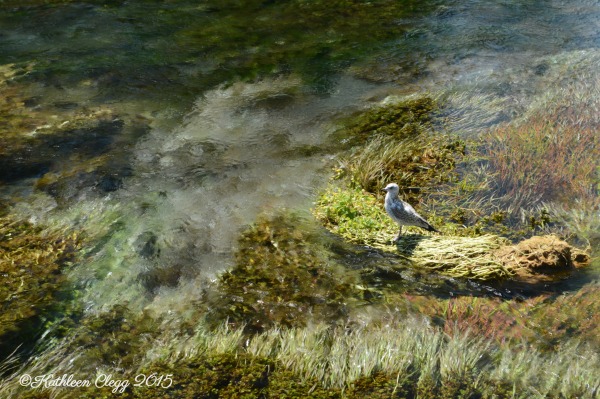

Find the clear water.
[{"left": 1, "top": 0, "right": 599, "bottom": 377}]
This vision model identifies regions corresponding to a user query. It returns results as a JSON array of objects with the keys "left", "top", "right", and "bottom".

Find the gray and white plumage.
[{"left": 382, "top": 182, "right": 438, "bottom": 242}]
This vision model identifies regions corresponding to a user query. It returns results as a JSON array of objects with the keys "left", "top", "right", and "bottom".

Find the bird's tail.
[{"left": 425, "top": 223, "right": 439, "bottom": 233}]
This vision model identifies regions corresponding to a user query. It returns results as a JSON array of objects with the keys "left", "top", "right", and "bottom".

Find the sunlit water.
[{"left": 1, "top": 0, "right": 599, "bottom": 376}]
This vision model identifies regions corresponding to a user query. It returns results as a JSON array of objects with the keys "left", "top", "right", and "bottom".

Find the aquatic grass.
[
  {"left": 0, "top": 216, "right": 81, "bottom": 352},
  {"left": 485, "top": 116, "right": 600, "bottom": 213},
  {"left": 521, "top": 50, "right": 600, "bottom": 129},
  {"left": 485, "top": 342, "right": 600, "bottom": 399},
  {"left": 340, "top": 133, "right": 464, "bottom": 201},
  {"left": 273, "top": 326, "right": 333, "bottom": 385},
  {"left": 439, "top": 332, "right": 492, "bottom": 397},
  {"left": 144, "top": 321, "right": 246, "bottom": 366},
  {"left": 438, "top": 89, "right": 513, "bottom": 136},
  {"left": 437, "top": 297, "right": 525, "bottom": 344},
  {"left": 4, "top": 307, "right": 600, "bottom": 398},
  {"left": 544, "top": 198, "right": 600, "bottom": 250}
]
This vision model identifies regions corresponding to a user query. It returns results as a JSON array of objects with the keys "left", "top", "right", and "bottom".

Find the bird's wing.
[
  {"left": 388, "top": 200, "right": 410, "bottom": 220},
  {"left": 390, "top": 200, "right": 430, "bottom": 227}
]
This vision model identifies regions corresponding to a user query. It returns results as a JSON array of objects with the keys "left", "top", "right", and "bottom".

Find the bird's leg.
[{"left": 393, "top": 226, "right": 402, "bottom": 243}]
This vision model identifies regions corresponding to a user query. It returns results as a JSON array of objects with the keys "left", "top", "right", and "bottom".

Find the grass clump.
[
  {"left": 205, "top": 214, "right": 359, "bottom": 333},
  {"left": 341, "top": 134, "right": 466, "bottom": 202},
  {"left": 334, "top": 97, "right": 466, "bottom": 201}
]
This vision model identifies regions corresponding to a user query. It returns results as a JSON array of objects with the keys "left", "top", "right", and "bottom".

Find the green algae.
[
  {"left": 339, "top": 96, "right": 436, "bottom": 145},
  {"left": 0, "top": 63, "right": 151, "bottom": 205},
  {"left": 205, "top": 214, "right": 360, "bottom": 333},
  {"left": 0, "top": 216, "right": 80, "bottom": 356},
  {"left": 1, "top": 0, "right": 442, "bottom": 103}
]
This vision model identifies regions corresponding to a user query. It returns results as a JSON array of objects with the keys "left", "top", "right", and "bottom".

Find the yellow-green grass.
[{"left": 5, "top": 310, "right": 598, "bottom": 399}]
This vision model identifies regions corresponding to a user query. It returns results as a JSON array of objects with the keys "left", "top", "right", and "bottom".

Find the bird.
[{"left": 382, "top": 182, "right": 438, "bottom": 242}]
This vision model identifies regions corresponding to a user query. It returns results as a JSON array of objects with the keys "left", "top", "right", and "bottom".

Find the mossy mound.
[
  {"left": 69, "top": 304, "right": 162, "bottom": 370},
  {"left": 314, "top": 186, "right": 590, "bottom": 281},
  {"left": 205, "top": 214, "right": 359, "bottom": 333},
  {"left": 496, "top": 235, "right": 589, "bottom": 283},
  {"left": 0, "top": 216, "right": 80, "bottom": 349}
]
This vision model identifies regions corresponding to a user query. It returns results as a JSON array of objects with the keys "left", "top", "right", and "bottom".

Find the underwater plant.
[
  {"left": 0, "top": 216, "right": 80, "bottom": 358},
  {"left": 485, "top": 115, "right": 600, "bottom": 213},
  {"left": 204, "top": 214, "right": 360, "bottom": 333}
]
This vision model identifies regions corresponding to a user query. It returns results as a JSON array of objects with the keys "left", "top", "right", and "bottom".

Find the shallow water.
[{"left": 1, "top": 0, "right": 600, "bottom": 390}]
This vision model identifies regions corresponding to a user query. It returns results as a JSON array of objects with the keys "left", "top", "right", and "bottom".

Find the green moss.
[
  {"left": 267, "top": 370, "right": 341, "bottom": 399},
  {"left": 341, "top": 97, "right": 436, "bottom": 145},
  {"left": 345, "top": 372, "right": 416, "bottom": 399},
  {"left": 205, "top": 214, "right": 359, "bottom": 333},
  {"left": 68, "top": 304, "right": 163, "bottom": 371},
  {"left": 0, "top": 216, "right": 80, "bottom": 353},
  {"left": 130, "top": 353, "right": 272, "bottom": 399},
  {"left": 314, "top": 185, "right": 397, "bottom": 245}
]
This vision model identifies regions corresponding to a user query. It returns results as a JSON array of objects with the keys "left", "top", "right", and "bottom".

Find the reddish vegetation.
[
  {"left": 486, "top": 115, "right": 599, "bottom": 211},
  {"left": 405, "top": 281, "right": 600, "bottom": 350}
]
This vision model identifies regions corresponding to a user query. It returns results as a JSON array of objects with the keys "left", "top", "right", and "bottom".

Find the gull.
[{"left": 382, "top": 182, "right": 438, "bottom": 242}]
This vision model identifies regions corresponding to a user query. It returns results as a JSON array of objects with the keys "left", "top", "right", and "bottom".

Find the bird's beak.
[{"left": 381, "top": 188, "right": 387, "bottom": 192}]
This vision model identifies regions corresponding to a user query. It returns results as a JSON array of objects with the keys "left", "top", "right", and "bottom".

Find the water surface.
[{"left": 1, "top": 0, "right": 599, "bottom": 391}]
